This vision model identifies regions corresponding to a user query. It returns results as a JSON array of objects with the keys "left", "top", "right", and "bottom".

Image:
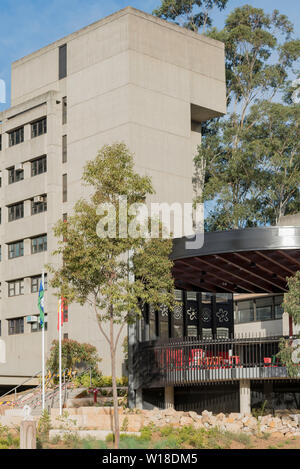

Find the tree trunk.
[{"left": 110, "top": 309, "right": 120, "bottom": 449}]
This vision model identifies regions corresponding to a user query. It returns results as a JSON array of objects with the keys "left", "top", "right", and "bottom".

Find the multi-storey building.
[{"left": 0, "top": 7, "right": 226, "bottom": 389}]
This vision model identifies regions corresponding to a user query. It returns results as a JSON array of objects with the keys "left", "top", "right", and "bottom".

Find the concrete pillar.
[
  {"left": 239, "top": 379, "right": 251, "bottom": 415},
  {"left": 135, "top": 388, "right": 143, "bottom": 410},
  {"left": 20, "top": 420, "right": 37, "bottom": 449},
  {"left": 165, "top": 386, "right": 174, "bottom": 409}
]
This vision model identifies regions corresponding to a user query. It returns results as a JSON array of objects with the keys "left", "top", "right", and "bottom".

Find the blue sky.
[{"left": 0, "top": 0, "right": 299, "bottom": 112}]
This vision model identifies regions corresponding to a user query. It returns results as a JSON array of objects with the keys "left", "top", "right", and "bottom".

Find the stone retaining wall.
[{"left": 49, "top": 407, "right": 300, "bottom": 437}]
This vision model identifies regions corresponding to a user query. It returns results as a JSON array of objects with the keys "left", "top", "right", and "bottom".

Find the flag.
[
  {"left": 38, "top": 280, "right": 45, "bottom": 328},
  {"left": 57, "top": 297, "right": 64, "bottom": 331}
]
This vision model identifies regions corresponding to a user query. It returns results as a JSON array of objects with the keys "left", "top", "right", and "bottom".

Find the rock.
[
  {"left": 180, "top": 416, "right": 194, "bottom": 426},
  {"left": 216, "top": 413, "right": 226, "bottom": 421},
  {"left": 229, "top": 413, "right": 241, "bottom": 420},
  {"left": 225, "top": 423, "right": 242, "bottom": 433},
  {"left": 164, "top": 408, "right": 177, "bottom": 416},
  {"left": 202, "top": 410, "right": 212, "bottom": 417},
  {"left": 188, "top": 411, "right": 199, "bottom": 421}
]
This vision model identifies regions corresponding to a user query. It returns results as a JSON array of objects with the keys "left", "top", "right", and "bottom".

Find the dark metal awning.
[{"left": 171, "top": 226, "right": 300, "bottom": 294}]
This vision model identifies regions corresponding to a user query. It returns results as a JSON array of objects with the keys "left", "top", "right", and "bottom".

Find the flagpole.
[
  {"left": 59, "top": 297, "right": 62, "bottom": 416},
  {"left": 42, "top": 271, "right": 45, "bottom": 412}
]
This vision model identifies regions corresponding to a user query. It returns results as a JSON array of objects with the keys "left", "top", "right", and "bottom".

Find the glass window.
[
  {"left": 8, "top": 279, "right": 24, "bottom": 297},
  {"left": 8, "top": 127, "right": 24, "bottom": 147},
  {"left": 31, "top": 118, "right": 47, "bottom": 138},
  {"left": 8, "top": 202, "right": 24, "bottom": 222},
  {"left": 8, "top": 318, "right": 24, "bottom": 335},
  {"left": 256, "top": 297, "right": 272, "bottom": 321},
  {"left": 59, "top": 45, "right": 67, "bottom": 80},
  {"left": 8, "top": 166, "right": 24, "bottom": 184},
  {"left": 274, "top": 295, "right": 284, "bottom": 320},
  {"left": 62, "top": 135, "right": 67, "bottom": 163},
  {"left": 31, "top": 195, "right": 47, "bottom": 215},
  {"left": 8, "top": 240, "right": 24, "bottom": 259},
  {"left": 62, "top": 174, "right": 67, "bottom": 202},
  {"left": 31, "top": 156, "right": 47, "bottom": 177},
  {"left": 31, "top": 315, "right": 48, "bottom": 332},
  {"left": 31, "top": 235, "right": 47, "bottom": 254},
  {"left": 62, "top": 97, "right": 67, "bottom": 124},
  {"left": 236, "top": 300, "right": 254, "bottom": 324},
  {"left": 31, "top": 274, "right": 48, "bottom": 293}
]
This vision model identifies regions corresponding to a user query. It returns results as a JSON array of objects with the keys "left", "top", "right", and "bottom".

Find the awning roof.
[{"left": 171, "top": 226, "right": 300, "bottom": 293}]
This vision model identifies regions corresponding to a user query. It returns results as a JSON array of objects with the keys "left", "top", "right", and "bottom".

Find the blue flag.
[{"left": 38, "top": 280, "right": 45, "bottom": 327}]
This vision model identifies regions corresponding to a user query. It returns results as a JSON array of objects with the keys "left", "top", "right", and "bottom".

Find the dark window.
[
  {"left": 0, "top": 135, "right": 2, "bottom": 151},
  {"left": 31, "top": 156, "right": 47, "bottom": 176},
  {"left": 31, "top": 195, "right": 47, "bottom": 215},
  {"left": 274, "top": 295, "right": 284, "bottom": 319},
  {"left": 59, "top": 44, "right": 67, "bottom": 80},
  {"left": 0, "top": 246, "right": 1, "bottom": 261},
  {"left": 63, "top": 333, "right": 68, "bottom": 340},
  {"left": 8, "top": 279, "right": 24, "bottom": 297},
  {"left": 8, "top": 127, "right": 24, "bottom": 147},
  {"left": 31, "top": 117, "right": 47, "bottom": 138},
  {"left": 8, "top": 166, "right": 24, "bottom": 184},
  {"left": 235, "top": 300, "right": 254, "bottom": 324},
  {"left": 8, "top": 202, "right": 24, "bottom": 222},
  {"left": 63, "top": 300, "right": 69, "bottom": 323},
  {"left": 62, "top": 135, "right": 67, "bottom": 162},
  {"left": 8, "top": 240, "right": 24, "bottom": 259},
  {"left": 31, "top": 315, "right": 48, "bottom": 332},
  {"left": 256, "top": 297, "right": 273, "bottom": 321},
  {"left": 31, "top": 235, "right": 47, "bottom": 254},
  {"left": 31, "top": 274, "right": 48, "bottom": 293},
  {"left": 62, "top": 174, "right": 67, "bottom": 202},
  {"left": 62, "top": 97, "right": 67, "bottom": 125},
  {"left": 8, "top": 317, "right": 24, "bottom": 335}
]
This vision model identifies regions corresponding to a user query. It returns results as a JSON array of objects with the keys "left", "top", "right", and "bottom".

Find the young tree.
[
  {"left": 153, "top": 0, "right": 229, "bottom": 33},
  {"left": 277, "top": 272, "right": 300, "bottom": 378},
  {"left": 49, "top": 143, "right": 175, "bottom": 448},
  {"left": 194, "top": 6, "right": 300, "bottom": 230}
]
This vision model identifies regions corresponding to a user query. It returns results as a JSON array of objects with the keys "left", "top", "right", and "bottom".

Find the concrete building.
[{"left": 0, "top": 7, "right": 226, "bottom": 388}]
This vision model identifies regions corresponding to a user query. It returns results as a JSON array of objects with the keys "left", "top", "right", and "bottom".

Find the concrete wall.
[{"left": 0, "top": 7, "right": 226, "bottom": 385}]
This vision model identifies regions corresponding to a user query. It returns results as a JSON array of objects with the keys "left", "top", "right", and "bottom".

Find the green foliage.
[
  {"left": 37, "top": 409, "right": 52, "bottom": 443},
  {"left": 284, "top": 271, "right": 300, "bottom": 325},
  {"left": 276, "top": 272, "right": 300, "bottom": 378},
  {"left": 277, "top": 337, "right": 300, "bottom": 378},
  {"left": 194, "top": 6, "right": 300, "bottom": 230},
  {"left": 47, "top": 338, "right": 101, "bottom": 376},
  {"left": 153, "top": 0, "right": 229, "bottom": 33},
  {"left": 0, "top": 425, "right": 19, "bottom": 449}
]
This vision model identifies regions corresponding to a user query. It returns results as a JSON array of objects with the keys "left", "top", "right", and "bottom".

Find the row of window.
[
  {"left": 7, "top": 195, "right": 47, "bottom": 222},
  {"left": 8, "top": 275, "right": 48, "bottom": 297},
  {"left": 1, "top": 94, "right": 67, "bottom": 151},
  {"left": 8, "top": 118, "right": 47, "bottom": 148},
  {"left": 5, "top": 310, "right": 69, "bottom": 336},
  {"left": 6, "top": 156, "right": 47, "bottom": 187},
  {"left": 7, "top": 172, "right": 66, "bottom": 222},
  {"left": 234, "top": 295, "right": 284, "bottom": 324},
  {"left": 7, "top": 235, "right": 47, "bottom": 260}
]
